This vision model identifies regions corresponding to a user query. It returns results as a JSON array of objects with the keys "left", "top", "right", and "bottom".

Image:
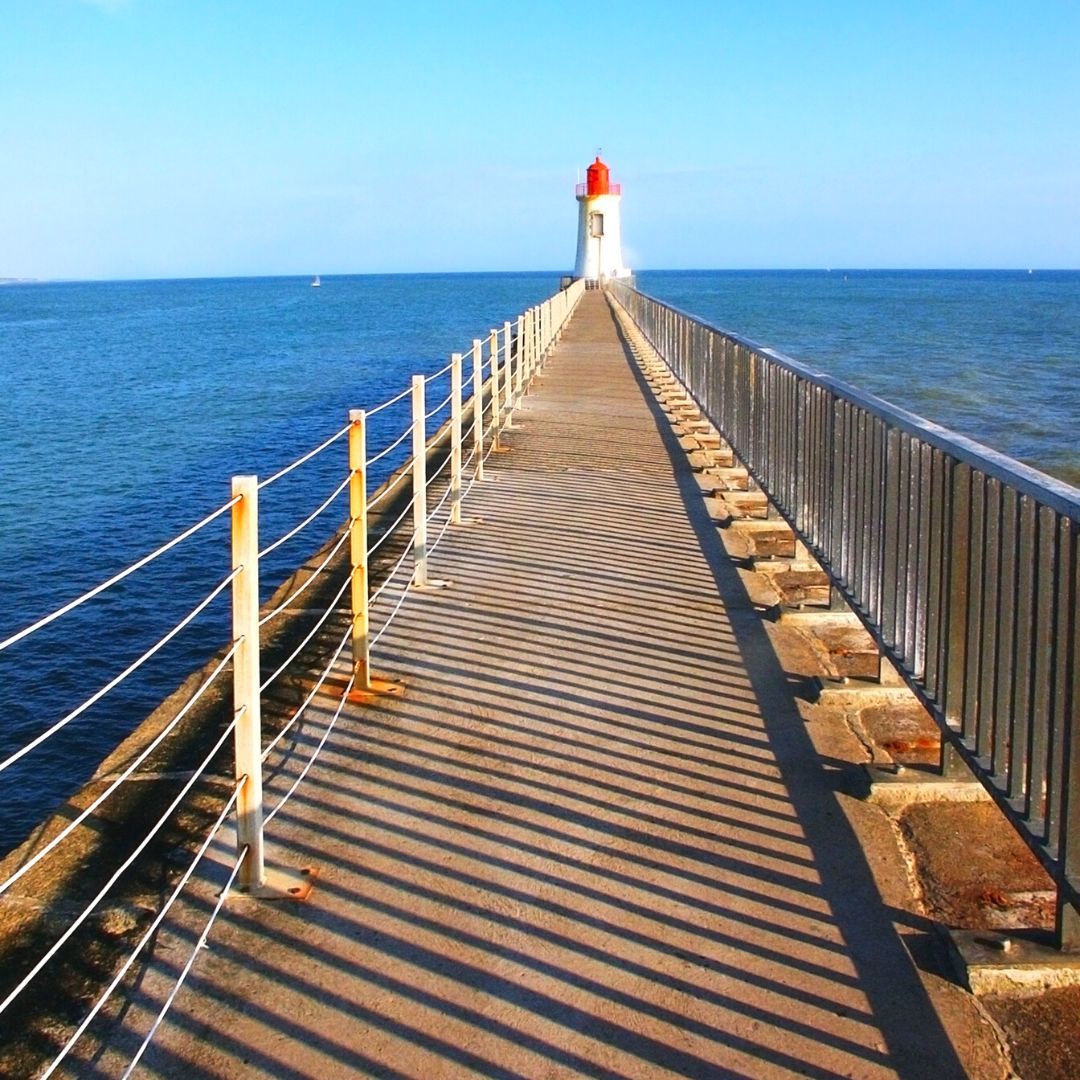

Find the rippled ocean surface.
[
  {"left": 1, "top": 269, "right": 1077, "bottom": 851},
  {"left": 638, "top": 269, "right": 1080, "bottom": 487},
  {"left": 0, "top": 272, "right": 561, "bottom": 850}
]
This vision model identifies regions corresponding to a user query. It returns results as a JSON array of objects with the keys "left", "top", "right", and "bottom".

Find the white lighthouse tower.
[{"left": 574, "top": 155, "right": 631, "bottom": 284}]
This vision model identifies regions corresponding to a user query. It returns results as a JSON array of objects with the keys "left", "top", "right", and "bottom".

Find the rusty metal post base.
[
  {"left": 239, "top": 865, "right": 318, "bottom": 902},
  {"left": 410, "top": 578, "right": 450, "bottom": 592},
  {"left": 347, "top": 674, "right": 407, "bottom": 705}
]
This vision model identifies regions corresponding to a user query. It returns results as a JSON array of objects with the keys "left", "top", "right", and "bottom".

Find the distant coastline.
[{"left": 0, "top": 278, "right": 43, "bottom": 286}]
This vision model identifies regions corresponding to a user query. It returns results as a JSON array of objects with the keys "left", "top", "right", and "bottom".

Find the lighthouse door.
[{"left": 589, "top": 212, "right": 605, "bottom": 238}]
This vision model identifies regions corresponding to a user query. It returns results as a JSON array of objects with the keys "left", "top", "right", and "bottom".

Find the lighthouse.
[{"left": 573, "top": 155, "right": 631, "bottom": 284}]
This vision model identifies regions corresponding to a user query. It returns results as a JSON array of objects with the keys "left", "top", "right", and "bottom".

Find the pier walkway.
[{"left": 110, "top": 293, "right": 1004, "bottom": 1078}]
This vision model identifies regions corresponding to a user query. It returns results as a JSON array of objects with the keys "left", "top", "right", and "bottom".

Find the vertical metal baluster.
[
  {"left": 1029, "top": 506, "right": 1056, "bottom": 836},
  {"left": 963, "top": 473, "right": 987, "bottom": 742},
  {"left": 977, "top": 479, "right": 1002, "bottom": 767},
  {"left": 1057, "top": 523, "right": 1079, "bottom": 950},
  {"left": 1012, "top": 495, "right": 1037, "bottom": 805},
  {"left": 925, "top": 449, "right": 947, "bottom": 703},
  {"left": 882, "top": 428, "right": 901, "bottom": 647},
  {"left": 915, "top": 438, "right": 933, "bottom": 673}
]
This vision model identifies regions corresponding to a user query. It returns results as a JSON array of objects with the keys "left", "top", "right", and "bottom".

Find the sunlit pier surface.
[{"left": 84, "top": 290, "right": 1016, "bottom": 1078}]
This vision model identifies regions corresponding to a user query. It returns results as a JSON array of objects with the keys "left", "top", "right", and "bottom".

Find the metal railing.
[
  {"left": 610, "top": 280, "right": 1080, "bottom": 952},
  {"left": 575, "top": 182, "right": 622, "bottom": 197},
  {"left": 0, "top": 278, "right": 585, "bottom": 1075}
]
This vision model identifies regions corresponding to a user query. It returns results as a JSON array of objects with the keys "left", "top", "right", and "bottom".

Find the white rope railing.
[
  {"left": 119, "top": 840, "right": 248, "bottom": 1080},
  {"left": 0, "top": 495, "right": 240, "bottom": 655},
  {"left": 366, "top": 420, "right": 414, "bottom": 468},
  {"left": 260, "top": 621, "right": 351, "bottom": 762},
  {"left": 367, "top": 498, "right": 415, "bottom": 560},
  {"left": 424, "top": 447, "right": 454, "bottom": 490},
  {"left": 425, "top": 461, "right": 458, "bottom": 523},
  {"left": 39, "top": 782, "right": 244, "bottom": 1079},
  {"left": 257, "top": 524, "right": 352, "bottom": 629},
  {"left": 256, "top": 423, "right": 351, "bottom": 491},
  {"left": 369, "top": 529, "right": 417, "bottom": 606},
  {"left": 425, "top": 358, "right": 454, "bottom": 383},
  {"left": 0, "top": 716, "right": 238, "bottom": 1018},
  {"left": 460, "top": 443, "right": 479, "bottom": 488},
  {"left": 0, "top": 570, "right": 239, "bottom": 778},
  {"left": 258, "top": 474, "right": 351, "bottom": 559},
  {"left": 0, "top": 643, "right": 238, "bottom": 899},
  {"left": 369, "top": 582, "right": 411, "bottom": 649},
  {"left": 425, "top": 449, "right": 473, "bottom": 560},
  {"left": 366, "top": 382, "right": 413, "bottom": 418},
  {"left": 2, "top": 282, "right": 582, "bottom": 1072},
  {"left": 258, "top": 556, "right": 354, "bottom": 693},
  {"left": 425, "top": 388, "right": 454, "bottom": 421},
  {"left": 366, "top": 463, "right": 413, "bottom": 513},
  {"left": 264, "top": 626, "right": 354, "bottom": 823}
]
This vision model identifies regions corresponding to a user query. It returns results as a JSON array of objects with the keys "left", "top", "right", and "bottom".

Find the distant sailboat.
[{"left": 311, "top": 275, "right": 321, "bottom": 288}]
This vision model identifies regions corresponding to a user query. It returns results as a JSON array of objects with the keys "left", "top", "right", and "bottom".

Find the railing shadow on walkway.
[
  {"left": 76, "top": 293, "right": 978, "bottom": 1079},
  {"left": 608, "top": 307, "right": 971, "bottom": 1076},
  {"left": 111, "top": 733, "right": 903, "bottom": 1078}
]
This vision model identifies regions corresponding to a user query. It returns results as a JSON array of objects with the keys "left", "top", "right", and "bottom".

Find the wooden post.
[
  {"left": 348, "top": 410, "right": 370, "bottom": 691},
  {"left": 230, "top": 475, "right": 265, "bottom": 890},
  {"left": 411, "top": 375, "right": 428, "bottom": 587},
  {"left": 489, "top": 328, "right": 502, "bottom": 452},
  {"left": 471, "top": 338, "right": 484, "bottom": 481},
  {"left": 450, "top": 353, "right": 463, "bottom": 524}
]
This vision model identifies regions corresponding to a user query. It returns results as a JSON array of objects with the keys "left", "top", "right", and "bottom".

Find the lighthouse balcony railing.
[
  {"left": 575, "top": 182, "right": 621, "bottom": 197},
  {"left": 610, "top": 279, "right": 1080, "bottom": 953}
]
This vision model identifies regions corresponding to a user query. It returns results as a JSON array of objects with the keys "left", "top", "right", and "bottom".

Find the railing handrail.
[
  {"left": 575, "top": 182, "right": 622, "bottom": 197},
  {"left": 630, "top": 287, "right": 1080, "bottom": 517}
]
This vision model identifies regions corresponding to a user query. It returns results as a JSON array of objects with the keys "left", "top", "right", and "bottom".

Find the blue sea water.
[
  {"left": 637, "top": 269, "right": 1080, "bottom": 487},
  {"left": 0, "top": 272, "right": 561, "bottom": 851},
  {"left": 1, "top": 269, "right": 1077, "bottom": 852}
]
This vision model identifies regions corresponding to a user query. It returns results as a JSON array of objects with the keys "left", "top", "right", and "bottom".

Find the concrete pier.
[{"left": 95, "top": 293, "right": 1007, "bottom": 1078}]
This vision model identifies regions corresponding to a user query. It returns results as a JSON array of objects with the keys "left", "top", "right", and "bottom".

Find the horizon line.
[{"left": 4, "top": 266, "right": 1077, "bottom": 286}]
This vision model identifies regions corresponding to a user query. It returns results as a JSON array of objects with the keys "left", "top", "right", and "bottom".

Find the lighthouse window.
[{"left": 589, "top": 212, "right": 605, "bottom": 238}]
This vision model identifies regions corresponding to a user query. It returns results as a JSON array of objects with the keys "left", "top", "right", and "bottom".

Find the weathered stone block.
[
  {"left": 711, "top": 468, "right": 750, "bottom": 492},
  {"left": 731, "top": 520, "right": 797, "bottom": 559}
]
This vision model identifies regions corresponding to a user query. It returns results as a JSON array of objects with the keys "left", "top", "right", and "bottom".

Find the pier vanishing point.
[{"left": 1, "top": 277, "right": 1078, "bottom": 1078}]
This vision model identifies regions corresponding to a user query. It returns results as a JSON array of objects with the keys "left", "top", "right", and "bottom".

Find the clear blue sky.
[{"left": 3, "top": 0, "right": 1078, "bottom": 279}]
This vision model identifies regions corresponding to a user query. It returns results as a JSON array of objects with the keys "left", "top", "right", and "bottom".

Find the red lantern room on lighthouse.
[{"left": 585, "top": 156, "right": 611, "bottom": 195}]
